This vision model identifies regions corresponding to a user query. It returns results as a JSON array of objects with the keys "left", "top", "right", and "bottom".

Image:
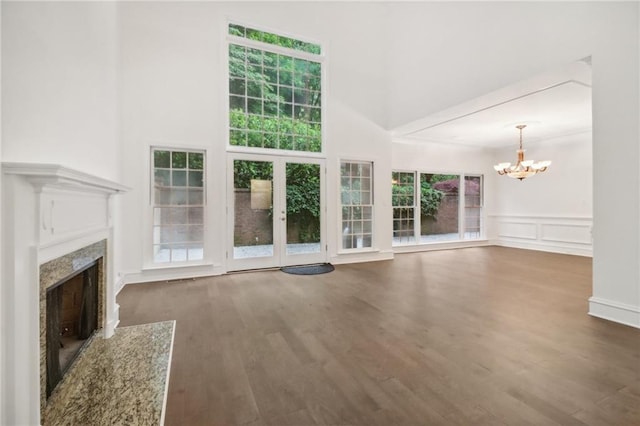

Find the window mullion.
[
  {"left": 459, "top": 174, "right": 465, "bottom": 240},
  {"left": 414, "top": 172, "right": 420, "bottom": 243}
]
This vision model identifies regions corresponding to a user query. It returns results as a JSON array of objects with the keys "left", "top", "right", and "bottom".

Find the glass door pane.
[
  {"left": 232, "top": 160, "right": 274, "bottom": 259},
  {"left": 228, "top": 155, "right": 325, "bottom": 271},
  {"left": 285, "top": 162, "right": 321, "bottom": 255}
]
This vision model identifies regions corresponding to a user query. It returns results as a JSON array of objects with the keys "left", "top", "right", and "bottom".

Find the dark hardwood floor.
[{"left": 117, "top": 247, "right": 640, "bottom": 425}]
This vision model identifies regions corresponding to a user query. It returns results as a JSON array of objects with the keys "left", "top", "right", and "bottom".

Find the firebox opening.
[{"left": 46, "top": 260, "right": 99, "bottom": 398}]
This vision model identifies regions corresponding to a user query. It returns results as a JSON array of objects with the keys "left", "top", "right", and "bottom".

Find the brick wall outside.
[
  {"left": 234, "top": 189, "right": 273, "bottom": 246},
  {"left": 422, "top": 193, "right": 459, "bottom": 234},
  {"left": 421, "top": 178, "right": 482, "bottom": 235}
]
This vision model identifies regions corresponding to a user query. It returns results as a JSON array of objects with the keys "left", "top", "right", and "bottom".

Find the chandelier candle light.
[{"left": 494, "top": 124, "right": 551, "bottom": 180}]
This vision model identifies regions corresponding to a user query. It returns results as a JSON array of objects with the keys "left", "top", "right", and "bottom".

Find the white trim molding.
[
  {"left": 124, "top": 263, "right": 225, "bottom": 285},
  {"left": 330, "top": 249, "right": 393, "bottom": 265},
  {"left": 488, "top": 215, "right": 592, "bottom": 257},
  {"left": 588, "top": 297, "right": 640, "bottom": 329},
  {"left": 393, "top": 239, "right": 491, "bottom": 254},
  {"left": 2, "top": 162, "right": 129, "bottom": 195}
]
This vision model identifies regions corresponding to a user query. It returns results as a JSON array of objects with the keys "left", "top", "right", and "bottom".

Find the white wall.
[
  {"left": 392, "top": 139, "right": 493, "bottom": 175},
  {"left": 490, "top": 132, "right": 592, "bottom": 217},
  {"left": 118, "top": 1, "right": 393, "bottom": 282},
  {"left": 590, "top": 6, "right": 640, "bottom": 328},
  {"left": 0, "top": 1, "right": 3, "bottom": 422},
  {"left": 488, "top": 132, "right": 593, "bottom": 255},
  {"left": 2, "top": 2, "right": 121, "bottom": 181}
]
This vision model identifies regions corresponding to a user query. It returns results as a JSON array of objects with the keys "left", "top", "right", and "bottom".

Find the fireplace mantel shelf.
[{"left": 2, "top": 162, "right": 129, "bottom": 194}]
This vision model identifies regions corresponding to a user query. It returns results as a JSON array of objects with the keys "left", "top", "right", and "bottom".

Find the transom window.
[
  {"left": 152, "top": 148, "right": 205, "bottom": 263},
  {"left": 228, "top": 23, "right": 322, "bottom": 153}
]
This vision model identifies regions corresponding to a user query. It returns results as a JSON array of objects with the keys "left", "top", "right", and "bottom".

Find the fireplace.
[
  {"left": 2, "top": 162, "right": 127, "bottom": 425},
  {"left": 39, "top": 239, "right": 107, "bottom": 409},
  {"left": 45, "top": 259, "right": 99, "bottom": 397}
]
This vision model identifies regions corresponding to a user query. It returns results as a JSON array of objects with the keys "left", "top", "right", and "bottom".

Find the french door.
[{"left": 227, "top": 153, "right": 326, "bottom": 271}]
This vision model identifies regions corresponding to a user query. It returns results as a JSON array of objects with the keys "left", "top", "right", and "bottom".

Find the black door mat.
[{"left": 280, "top": 263, "right": 335, "bottom": 275}]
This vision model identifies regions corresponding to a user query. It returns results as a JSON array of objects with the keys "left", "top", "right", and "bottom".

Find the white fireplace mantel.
[
  {"left": 3, "top": 162, "right": 129, "bottom": 195},
  {"left": 1, "top": 162, "right": 128, "bottom": 425}
]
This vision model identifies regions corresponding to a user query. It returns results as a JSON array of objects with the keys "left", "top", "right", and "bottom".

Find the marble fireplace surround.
[
  {"left": 39, "top": 239, "right": 106, "bottom": 414},
  {"left": 1, "top": 163, "right": 128, "bottom": 425}
]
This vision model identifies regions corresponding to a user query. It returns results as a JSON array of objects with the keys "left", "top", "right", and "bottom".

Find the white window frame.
[
  {"left": 149, "top": 146, "right": 207, "bottom": 265},
  {"left": 340, "top": 160, "right": 374, "bottom": 251},
  {"left": 392, "top": 170, "right": 418, "bottom": 245}
]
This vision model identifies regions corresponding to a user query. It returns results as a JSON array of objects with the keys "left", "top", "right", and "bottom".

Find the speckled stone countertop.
[{"left": 44, "top": 321, "right": 175, "bottom": 426}]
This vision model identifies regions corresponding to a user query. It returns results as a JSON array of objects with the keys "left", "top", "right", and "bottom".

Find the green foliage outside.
[
  {"left": 392, "top": 173, "right": 459, "bottom": 220},
  {"left": 286, "top": 164, "right": 321, "bottom": 242},
  {"left": 419, "top": 181, "right": 444, "bottom": 219},
  {"left": 391, "top": 172, "right": 415, "bottom": 208},
  {"left": 228, "top": 26, "right": 322, "bottom": 153},
  {"left": 229, "top": 110, "right": 321, "bottom": 152},
  {"left": 233, "top": 160, "right": 273, "bottom": 190},
  {"left": 154, "top": 151, "right": 203, "bottom": 170},
  {"left": 420, "top": 174, "right": 456, "bottom": 219}
]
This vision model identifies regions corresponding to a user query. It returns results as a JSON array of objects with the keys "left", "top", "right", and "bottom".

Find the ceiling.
[{"left": 391, "top": 59, "right": 592, "bottom": 148}]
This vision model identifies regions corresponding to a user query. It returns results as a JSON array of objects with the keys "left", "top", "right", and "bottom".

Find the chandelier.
[{"left": 494, "top": 124, "right": 551, "bottom": 180}]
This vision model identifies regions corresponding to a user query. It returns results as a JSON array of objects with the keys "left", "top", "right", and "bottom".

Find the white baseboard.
[
  {"left": 115, "top": 275, "right": 126, "bottom": 295},
  {"left": 491, "top": 239, "right": 592, "bottom": 257},
  {"left": 393, "top": 239, "right": 491, "bottom": 254},
  {"left": 330, "top": 249, "right": 394, "bottom": 265},
  {"left": 123, "top": 263, "right": 225, "bottom": 285},
  {"left": 105, "top": 303, "right": 120, "bottom": 337},
  {"left": 588, "top": 297, "right": 640, "bottom": 329}
]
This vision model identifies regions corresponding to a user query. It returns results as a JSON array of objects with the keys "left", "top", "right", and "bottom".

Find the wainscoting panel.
[
  {"left": 541, "top": 223, "right": 592, "bottom": 245},
  {"left": 497, "top": 221, "right": 538, "bottom": 240},
  {"left": 489, "top": 215, "right": 592, "bottom": 256}
]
